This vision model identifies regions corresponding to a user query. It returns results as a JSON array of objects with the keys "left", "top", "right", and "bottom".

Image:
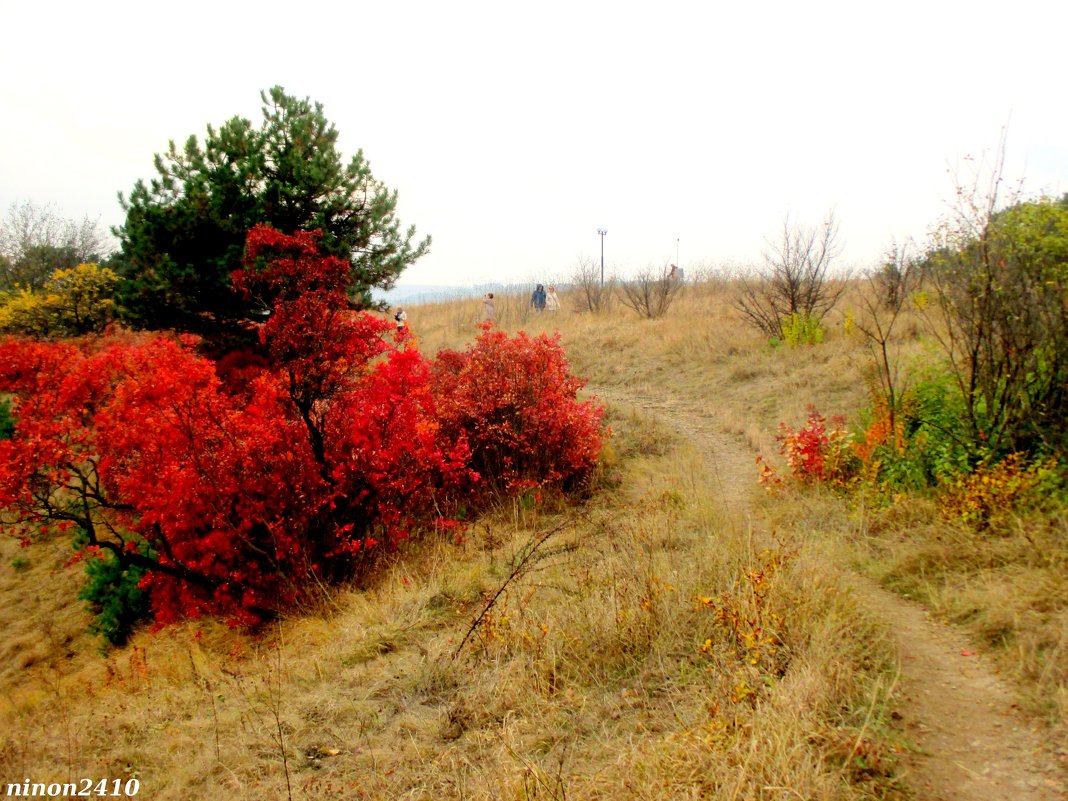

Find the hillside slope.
[{"left": 0, "top": 282, "right": 1064, "bottom": 799}]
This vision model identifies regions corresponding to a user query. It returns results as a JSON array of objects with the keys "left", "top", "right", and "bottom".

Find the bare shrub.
[
  {"left": 855, "top": 242, "right": 922, "bottom": 431},
  {"left": 735, "top": 212, "right": 848, "bottom": 338},
  {"left": 570, "top": 257, "right": 615, "bottom": 313},
  {"left": 872, "top": 240, "right": 918, "bottom": 310},
  {"left": 618, "top": 264, "right": 681, "bottom": 319}
]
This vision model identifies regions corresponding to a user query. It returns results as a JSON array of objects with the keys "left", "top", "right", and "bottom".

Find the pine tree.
[{"left": 113, "top": 86, "right": 430, "bottom": 333}]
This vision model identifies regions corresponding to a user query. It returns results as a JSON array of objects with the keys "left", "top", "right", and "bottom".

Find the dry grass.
[
  {"left": 423, "top": 277, "right": 1068, "bottom": 740},
  {"left": 754, "top": 468, "right": 1068, "bottom": 746},
  {"left": 409, "top": 279, "right": 878, "bottom": 447}
]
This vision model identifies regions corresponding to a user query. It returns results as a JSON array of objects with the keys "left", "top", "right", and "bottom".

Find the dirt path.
[
  {"left": 590, "top": 383, "right": 1068, "bottom": 801},
  {"left": 853, "top": 574, "right": 1066, "bottom": 800}
]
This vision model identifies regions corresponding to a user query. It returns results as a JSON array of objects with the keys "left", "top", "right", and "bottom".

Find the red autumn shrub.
[
  {"left": 0, "top": 228, "right": 469, "bottom": 625},
  {"left": 234, "top": 225, "right": 393, "bottom": 466},
  {"left": 214, "top": 347, "right": 271, "bottom": 397},
  {"left": 324, "top": 346, "right": 477, "bottom": 568},
  {"left": 0, "top": 335, "right": 323, "bottom": 626},
  {"left": 0, "top": 228, "right": 606, "bottom": 631},
  {"left": 431, "top": 324, "right": 605, "bottom": 498},
  {"left": 773, "top": 406, "right": 857, "bottom": 486},
  {"left": 0, "top": 339, "right": 467, "bottom": 626},
  {"left": 234, "top": 227, "right": 479, "bottom": 558}
]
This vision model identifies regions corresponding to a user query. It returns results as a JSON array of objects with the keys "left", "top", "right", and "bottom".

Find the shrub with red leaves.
[
  {"left": 0, "top": 229, "right": 603, "bottom": 631},
  {"left": 432, "top": 324, "right": 605, "bottom": 498},
  {"left": 774, "top": 406, "right": 857, "bottom": 486},
  {"left": 322, "top": 346, "right": 477, "bottom": 572},
  {"left": 0, "top": 335, "right": 322, "bottom": 626}
]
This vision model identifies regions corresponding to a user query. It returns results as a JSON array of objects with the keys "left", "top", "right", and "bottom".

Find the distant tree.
[
  {"left": 0, "top": 290, "right": 53, "bottom": 338},
  {"left": 872, "top": 239, "right": 917, "bottom": 309},
  {"left": 43, "top": 263, "right": 120, "bottom": 335},
  {"left": 113, "top": 86, "right": 431, "bottom": 334},
  {"left": 0, "top": 201, "right": 108, "bottom": 290},
  {"left": 735, "top": 212, "right": 848, "bottom": 338}
]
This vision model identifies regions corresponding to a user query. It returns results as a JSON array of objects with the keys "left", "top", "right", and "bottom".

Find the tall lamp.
[{"left": 597, "top": 228, "right": 607, "bottom": 286}]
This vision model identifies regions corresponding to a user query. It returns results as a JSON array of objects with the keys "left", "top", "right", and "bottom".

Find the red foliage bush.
[
  {"left": 323, "top": 346, "right": 477, "bottom": 569},
  {"left": 0, "top": 229, "right": 605, "bottom": 630},
  {"left": 431, "top": 324, "right": 605, "bottom": 498},
  {"left": 0, "top": 335, "right": 322, "bottom": 625},
  {"left": 214, "top": 347, "right": 271, "bottom": 397},
  {"left": 233, "top": 227, "right": 478, "bottom": 565},
  {"left": 234, "top": 226, "right": 393, "bottom": 464},
  {"left": 760, "top": 406, "right": 857, "bottom": 487}
]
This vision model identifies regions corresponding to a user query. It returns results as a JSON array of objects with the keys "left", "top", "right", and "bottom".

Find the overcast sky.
[{"left": 2, "top": 0, "right": 1066, "bottom": 286}]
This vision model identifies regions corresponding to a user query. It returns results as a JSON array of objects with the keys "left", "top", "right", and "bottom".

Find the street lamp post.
[{"left": 597, "top": 228, "right": 607, "bottom": 286}]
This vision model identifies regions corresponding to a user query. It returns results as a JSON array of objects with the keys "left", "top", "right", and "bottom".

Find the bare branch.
[{"left": 734, "top": 211, "right": 848, "bottom": 337}]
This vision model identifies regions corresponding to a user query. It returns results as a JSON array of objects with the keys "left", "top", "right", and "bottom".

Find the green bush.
[
  {"left": 0, "top": 398, "right": 13, "bottom": 440},
  {"left": 927, "top": 195, "right": 1068, "bottom": 456},
  {"left": 899, "top": 368, "right": 974, "bottom": 480},
  {"left": 78, "top": 540, "right": 153, "bottom": 647},
  {"left": 852, "top": 363, "right": 976, "bottom": 494}
]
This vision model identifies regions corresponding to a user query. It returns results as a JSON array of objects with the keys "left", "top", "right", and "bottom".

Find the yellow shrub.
[
  {"left": 0, "top": 263, "right": 117, "bottom": 337},
  {"left": 0, "top": 288, "right": 59, "bottom": 336},
  {"left": 939, "top": 454, "right": 1057, "bottom": 528}
]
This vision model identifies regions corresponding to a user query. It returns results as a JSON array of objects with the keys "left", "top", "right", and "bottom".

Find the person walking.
[
  {"left": 394, "top": 307, "right": 407, "bottom": 333},
  {"left": 545, "top": 285, "right": 560, "bottom": 313},
  {"left": 530, "top": 284, "right": 547, "bottom": 312},
  {"left": 481, "top": 292, "right": 495, "bottom": 322}
]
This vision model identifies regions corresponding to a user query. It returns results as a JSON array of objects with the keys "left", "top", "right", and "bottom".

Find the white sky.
[{"left": 2, "top": 0, "right": 1066, "bottom": 285}]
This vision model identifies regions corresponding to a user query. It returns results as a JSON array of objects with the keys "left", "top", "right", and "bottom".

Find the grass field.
[{"left": 0, "top": 278, "right": 1063, "bottom": 799}]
